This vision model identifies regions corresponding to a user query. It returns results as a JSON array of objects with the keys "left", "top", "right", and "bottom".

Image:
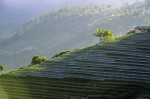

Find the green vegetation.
[
  {"left": 1, "top": 29, "right": 150, "bottom": 99},
  {"left": 4, "top": 32, "right": 150, "bottom": 83},
  {"left": 0, "top": 65, "right": 5, "bottom": 74},
  {"left": 93, "top": 28, "right": 114, "bottom": 42},
  {"left": 1, "top": 1, "right": 150, "bottom": 71},
  {"left": 0, "top": 76, "right": 150, "bottom": 99},
  {"left": 31, "top": 55, "right": 47, "bottom": 65},
  {"left": 1, "top": 1, "right": 150, "bottom": 98},
  {"left": 52, "top": 50, "right": 70, "bottom": 58}
]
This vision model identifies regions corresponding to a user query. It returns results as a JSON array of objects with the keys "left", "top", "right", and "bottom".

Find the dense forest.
[{"left": 0, "top": 0, "right": 150, "bottom": 71}]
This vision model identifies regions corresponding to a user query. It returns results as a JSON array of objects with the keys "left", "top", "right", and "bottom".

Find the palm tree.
[{"left": 0, "top": 65, "right": 5, "bottom": 74}]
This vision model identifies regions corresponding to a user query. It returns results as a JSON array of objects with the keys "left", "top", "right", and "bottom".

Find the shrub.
[
  {"left": 0, "top": 65, "right": 5, "bottom": 74},
  {"left": 52, "top": 50, "right": 70, "bottom": 58},
  {"left": 31, "top": 55, "right": 47, "bottom": 65},
  {"left": 18, "top": 67, "right": 26, "bottom": 70}
]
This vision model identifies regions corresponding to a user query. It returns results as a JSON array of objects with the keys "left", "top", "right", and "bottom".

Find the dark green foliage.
[
  {"left": 0, "top": 65, "right": 5, "bottom": 74},
  {"left": 52, "top": 50, "right": 70, "bottom": 58},
  {"left": 93, "top": 28, "right": 114, "bottom": 42},
  {"left": 31, "top": 55, "right": 47, "bottom": 65},
  {"left": 18, "top": 67, "right": 26, "bottom": 70},
  {"left": 39, "top": 56, "right": 47, "bottom": 63},
  {"left": 31, "top": 55, "right": 40, "bottom": 65},
  {"left": 0, "top": 76, "right": 150, "bottom": 99}
]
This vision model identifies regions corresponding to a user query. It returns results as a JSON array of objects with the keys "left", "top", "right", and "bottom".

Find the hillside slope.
[
  {"left": 1, "top": 32, "right": 150, "bottom": 99},
  {"left": 5, "top": 32, "right": 150, "bottom": 84},
  {"left": 1, "top": 1, "right": 150, "bottom": 71}
]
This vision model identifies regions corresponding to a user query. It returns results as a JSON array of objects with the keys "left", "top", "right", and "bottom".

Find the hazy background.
[
  {"left": 0, "top": 0, "right": 143, "bottom": 38},
  {"left": 1, "top": 0, "right": 149, "bottom": 72}
]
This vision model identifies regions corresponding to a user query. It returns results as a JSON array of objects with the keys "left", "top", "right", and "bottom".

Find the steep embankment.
[{"left": 1, "top": 32, "right": 150, "bottom": 99}]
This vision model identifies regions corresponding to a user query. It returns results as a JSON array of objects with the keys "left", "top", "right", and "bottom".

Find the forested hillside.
[
  {"left": 0, "top": 0, "right": 150, "bottom": 71},
  {"left": 0, "top": 0, "right": 137, "bottom": 38}
]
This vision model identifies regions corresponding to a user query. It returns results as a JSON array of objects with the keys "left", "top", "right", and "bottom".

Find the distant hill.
[
  {"left": 0, "top": 0, "right": 143, "bottom": 38},
  {"left": 0, "top": 1, "right": 150, "bottom": 71}
]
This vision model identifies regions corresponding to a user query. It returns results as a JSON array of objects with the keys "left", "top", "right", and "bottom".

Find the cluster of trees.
[
  {"left": 31, "top": 55, "right": 47, "bottom": 65},
  {"left": 93, "top": 28, "right": 114, "bottom": 42},
  {"left": 23, "top": 4, "right": 103, "bottom": 29},
  {"left": 0, "top": 65, "right": 5, "bottom": 74}
]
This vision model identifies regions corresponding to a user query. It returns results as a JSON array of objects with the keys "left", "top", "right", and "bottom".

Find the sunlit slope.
[{"left": 6, "top": 32, "right": 150, "bottom": 83}]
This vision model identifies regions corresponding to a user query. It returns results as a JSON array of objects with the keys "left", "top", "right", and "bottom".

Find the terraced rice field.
[
  {"left": 0, "top": 76, "right": 150, "bottom": 99},
  {"left": 2, "top": 32, "right": 150, "bottom": 98},
  {"left": 6, "top": 32, "right": 150, "bottom": 84}
]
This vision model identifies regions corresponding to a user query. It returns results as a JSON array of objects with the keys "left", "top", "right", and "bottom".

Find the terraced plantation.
[
  {"left": 5, "top": 32, "right": 150, "bottom": 83},
  {"left": 0, "top": 76, "right": 150, "bottom": 99},
  {"left": 1, "top": 32, "right": 150, "bottom": 98}
]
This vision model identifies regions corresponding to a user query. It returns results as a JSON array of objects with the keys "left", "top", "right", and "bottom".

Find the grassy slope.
[
  {"left": 1, "top": 1, "right": 150, "bottom": 71},
  {"left": 4, "top": 32, "right": 150, "bottom": 83},
  {"left": 0, "top": 76, "right": 150, "bottom": 99},
  {"left": 1, "top": 32, "right": 150, "bottom": 98}
]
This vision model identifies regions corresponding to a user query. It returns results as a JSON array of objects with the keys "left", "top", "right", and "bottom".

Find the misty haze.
[{"left": 0, "top": 0, "right": 150, "bottom": 99}]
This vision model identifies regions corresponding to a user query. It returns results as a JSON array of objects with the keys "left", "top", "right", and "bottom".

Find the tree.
[
  {"left": 0, "top": 65, "right": 5, "bottom": 74},
  {"left": 93, "top": 28, "right": 114, "bottom": 42},
  {"left": 103, "top": 29, "right": 109, "bottom": 41},
  {"left": 93, "top": 29, "right": 103, "bottom": 42},
  {"left": 31, "top": 55, "right": 47, "bottom": 65},
  {"left": 31, "top": 55, "right": 40, "bottom": 65},
  {"left": 108, "top": 30, "right": 113, "bottom": 40}
]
